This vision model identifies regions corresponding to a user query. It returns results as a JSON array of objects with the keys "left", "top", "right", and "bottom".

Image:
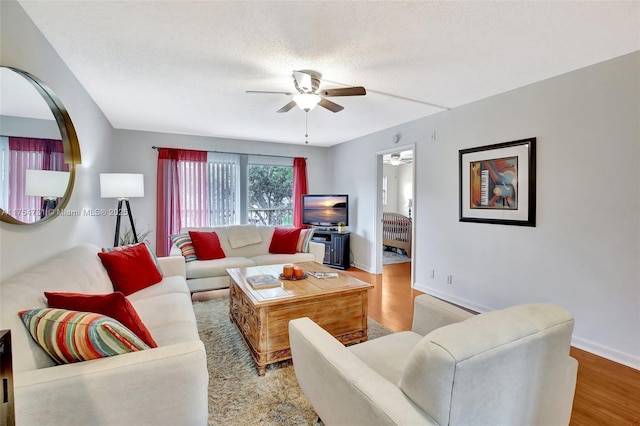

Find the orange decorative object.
[
  {"left": 293, "top": 266, "right": 304, "bottom": 277},
  {"left": 283, "top": 264, "right": 294, "bottom": 278}
]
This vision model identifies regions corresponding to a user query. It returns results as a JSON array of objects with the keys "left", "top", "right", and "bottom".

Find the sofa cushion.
[
  {"left": 98, "top": 243, "right": 163, "bottom": 295},
  {"left": 185, "top": 257, "right": 256, "bottom": 279},
  {"left": 126, "top": 276, "right": 191, "bottom": 301},
  {"left": 269, "top": 227, "right": 302, "bottom": 254},
  {"left": 131, "top": 293, "right": 198, "bottom": 332},
  {"left": 19, "top": 308, "right": 150, "bottom": 365},
  {"left": 226, "top": 224, "right": 263, "bottom": 248},
  {"left": 296, "top": 228, "right": 315, "bottom": 253},
  {"left": 44, "top": 291, "right": 158, "bottom": 348},
  {"left": 101, "top": 240, "right": 161, "bottom": 274},
  {"left": 170, "top": 233, "right": 198, "bottom": 262},
  {"left": 189, "top": 231, "right": 226, "bottom": 260},
  {"left": 250, "top": 252, "right": 316, "bottom": 266},
  {"left": 181, "top": 226, "right": 275, "bottom": 258}
]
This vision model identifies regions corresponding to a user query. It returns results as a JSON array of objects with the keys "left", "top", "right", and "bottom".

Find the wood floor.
[{"left": 344, "top": 262, "right": 640, "bottom": 426}]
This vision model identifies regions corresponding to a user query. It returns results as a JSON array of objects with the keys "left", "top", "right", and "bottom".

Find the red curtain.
[
  {"left": 292, "top": 157, "right": 308, "bottom": 228},
  {"left": 8, "top": 138, "right": 67, "bottom": 224},
  {"left": 156, "top": 148, "right": 207, "bottom": 256}
]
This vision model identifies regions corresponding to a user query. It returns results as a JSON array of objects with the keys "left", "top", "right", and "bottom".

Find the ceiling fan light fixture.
[
  {"left": 293, "top": 93, "right": 321, "bottom": 111},
  {"left": 390, "top": 153, "right": 402, "bottom": 166}
]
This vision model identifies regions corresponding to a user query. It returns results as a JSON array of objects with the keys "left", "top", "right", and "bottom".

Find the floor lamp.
[
  {"left": 100, "top": 173, "right": 144, "bottom": 247},
  {"left": 25, "top": 169, "right": 70, "bottom": 219}
]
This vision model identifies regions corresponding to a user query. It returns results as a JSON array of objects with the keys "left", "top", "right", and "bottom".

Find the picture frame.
[{"left": 459, "top": 137, "right": 536, "bottom": 227}]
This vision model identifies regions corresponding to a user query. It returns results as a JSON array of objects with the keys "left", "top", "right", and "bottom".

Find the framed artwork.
[{"left": 459, "top": 137, "right": 536, "bottom": 226}]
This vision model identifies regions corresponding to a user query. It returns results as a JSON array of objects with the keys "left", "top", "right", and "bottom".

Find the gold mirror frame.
[{"left": 0, "top": 66, "right": 81, "bottom": 225}]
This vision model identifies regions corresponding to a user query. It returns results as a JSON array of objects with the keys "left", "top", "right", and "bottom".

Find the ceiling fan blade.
[
  {"left": 319, "top": 86, "right": 366, "bottom": 97},
  {"left": 293, "top": 71, "right": 314, "bottom": 92},
  {"left": 246, "top": 90, "right": 295, "bottom": 95},
  {"left": 318, "top": 97, "right": 344, "bottom": 113},
  {"left": 277, "top": 100, "right": 297, "bottom": 113}
]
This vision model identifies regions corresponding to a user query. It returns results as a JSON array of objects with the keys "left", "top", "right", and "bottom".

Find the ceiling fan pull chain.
[{"left": 305, "top": 111, "right": 309, "bottom": 144}]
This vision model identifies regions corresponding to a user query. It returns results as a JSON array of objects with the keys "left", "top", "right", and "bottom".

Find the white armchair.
[{"left": 289, "top": 294, "right": 578, "bottom": 426}]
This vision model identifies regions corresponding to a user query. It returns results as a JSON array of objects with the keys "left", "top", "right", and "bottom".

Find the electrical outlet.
[
  {"left": 429, "top": 269, "right": 435, "bottom": 279},
  {"left": 446, "top": 275, "right": 453, "bottom": 285}
]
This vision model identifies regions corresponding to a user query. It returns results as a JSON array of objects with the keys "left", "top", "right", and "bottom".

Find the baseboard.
[
  {"left": 412, "top": 282, "right": 493, "bottom": 314},
  {"left": 571, "top": 336, "right": 640, "bottom": 370},
  {"left": 413, "top": 282, "right": 640, "bottom": 371},
  {"left": 352, "top": 260, "right": 374, "bottom": 273}
]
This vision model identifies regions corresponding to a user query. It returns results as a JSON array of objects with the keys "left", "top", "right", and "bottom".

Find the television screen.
[{"left": 302, "top": 194, "right": 349, "bottom": 226}]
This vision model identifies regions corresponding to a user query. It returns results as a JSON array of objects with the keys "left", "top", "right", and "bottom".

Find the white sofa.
[
  {"left": 171, "top": 225, "right": 325, "bottom": 292},
  {"left": 290, "top": 294, "right": 578, "bottom": 426},
  {"left": 0, "top": 243, "right": 208, "bottom": 426}
]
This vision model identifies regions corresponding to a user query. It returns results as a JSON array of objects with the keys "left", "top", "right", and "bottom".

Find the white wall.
[
  {"left": 383, "top": 163, "right": 413, "bottom": 217},
  {"left": 330, "top": 52, "right": 640, "bottom": 368},
  {"left": 397, "top": 163, "right": 413, "bottom": 218},
  {"left": 0, "top": 0, "right": 116, "bottom": 281},
  {"left": 382, "top": 164, "right": 398, "bottom": 212},
  {"left": 111, "top": 129, "right": 331, "bottom": 249}
]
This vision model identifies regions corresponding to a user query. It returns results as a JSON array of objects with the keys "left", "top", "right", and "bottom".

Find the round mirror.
[{"left": 0, "top": 66, "right": 81, "bottom": 225}]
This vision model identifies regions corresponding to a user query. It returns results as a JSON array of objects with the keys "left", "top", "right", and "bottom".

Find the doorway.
[{"left": 376, "top": 144, "right": 415, "bottom": 281}]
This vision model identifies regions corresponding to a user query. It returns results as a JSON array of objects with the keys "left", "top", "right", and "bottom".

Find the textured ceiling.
[{"left": 17, "top": 1, "right": 640, "bottom": 147}]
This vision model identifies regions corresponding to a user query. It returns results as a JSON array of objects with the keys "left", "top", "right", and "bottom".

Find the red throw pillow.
[
  {"left": 188, "top": 231, "right": 226, "bottom": 260},
  {"left": 97, "top": 243, "right": 163, "bottom": 296},
  {"left": 44, "top": 291, "right": 158, "bottom": 348},
  {"left": 269, "top": 227, "right": 302, "bottom": 254}
]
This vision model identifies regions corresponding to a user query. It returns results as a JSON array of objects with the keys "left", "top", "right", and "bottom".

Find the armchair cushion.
[{"left": 348, "top": 331, "right": 422, "bottom": 386}]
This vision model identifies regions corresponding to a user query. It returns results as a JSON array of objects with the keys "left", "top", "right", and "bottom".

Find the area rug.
[
  {"left": 383, "top": 249, "right": 411, "bottom": 265},
  {"left": 193, "top": 293, "right": 392, "bottom": 425}
]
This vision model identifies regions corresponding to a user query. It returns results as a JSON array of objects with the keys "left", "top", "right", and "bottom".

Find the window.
[
  {"left": 207, "top": 153, "right": 238, "bottom": 226},
  {"left": 181, "top": 153, "right": 293, "bottom": 228},
  {"left": 248, "top": 163, "right": 293, "bottom": 225}
]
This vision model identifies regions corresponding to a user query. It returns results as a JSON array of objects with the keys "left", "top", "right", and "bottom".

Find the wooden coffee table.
[{"left": 227, "top": 262, "right": 373, "bottom": 375}]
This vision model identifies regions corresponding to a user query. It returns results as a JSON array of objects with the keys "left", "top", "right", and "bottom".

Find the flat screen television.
[{"left": 302, "top": 194, "right": 349, "bottom": 227}]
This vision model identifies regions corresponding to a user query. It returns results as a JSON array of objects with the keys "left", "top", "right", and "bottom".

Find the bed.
[{"left": 382, "top": 212, "right": 412, "bottom": 257}]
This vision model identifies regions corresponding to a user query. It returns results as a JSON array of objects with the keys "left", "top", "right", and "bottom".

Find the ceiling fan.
[
  {"left": 246, "top": 70, "right": 366, "bottom": 113},
  {"left": 384, "top": 151, "right": 413, "bottom": 166}
]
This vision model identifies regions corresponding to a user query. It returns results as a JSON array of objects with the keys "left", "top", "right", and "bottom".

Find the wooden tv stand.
[{"left": 312, "top": 230, "right": 350, "bottom": 270}]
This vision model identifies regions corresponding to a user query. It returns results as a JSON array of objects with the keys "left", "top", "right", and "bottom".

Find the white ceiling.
[
  {"left": 17, "top": 1, "right": 640, "bottom": 147},
  {"left": 0, "top": 67, "right": 55, "bottom": 119}
]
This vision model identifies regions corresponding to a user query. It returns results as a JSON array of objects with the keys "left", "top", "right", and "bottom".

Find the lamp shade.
[
  {"left": 293, "top": 93, "right": 321, "bottom": 111},
  {"left": 100, "top": 173, "right": 144, "bottom": 199},
  {"left": 25, "top": 169, "right": 70, "bottom": 198}
]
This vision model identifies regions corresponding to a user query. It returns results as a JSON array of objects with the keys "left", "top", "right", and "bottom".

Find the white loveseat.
[
  {"left": 0, "top": 244, "right": 208, "bottom": 426},
  {"left": 290, "top": 294, "right": 578, "bottom": 426},
  {"left": 171, "top": 225, "right": 325, "bottom": 293}
]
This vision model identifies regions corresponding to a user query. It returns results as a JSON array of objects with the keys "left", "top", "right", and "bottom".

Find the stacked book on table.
[{"left": 246, "top": 274, "right": 282, "bottom": 289}]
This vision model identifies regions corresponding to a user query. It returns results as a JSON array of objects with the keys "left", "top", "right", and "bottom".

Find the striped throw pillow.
[
  {"left": 170, "top": 234, "right": 197, "bottom": 262},
  {"left": 101, "top": 240, "right": 161, "bottom": 274},
  {"left": 19, "top": 308, "right": 150, "bottom": 365},
  {"left": 296, "top": 228, "right": 316, "bottom": 253}
]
